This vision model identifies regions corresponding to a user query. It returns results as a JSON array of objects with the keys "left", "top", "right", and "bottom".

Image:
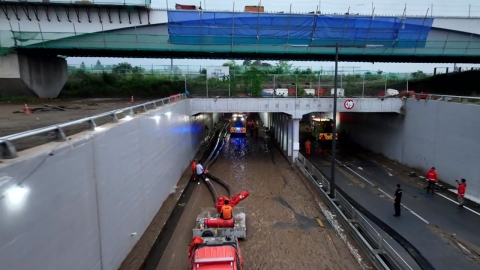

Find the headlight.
[{"left": 241, "top": 117, "right": 244, "bottom": 121}]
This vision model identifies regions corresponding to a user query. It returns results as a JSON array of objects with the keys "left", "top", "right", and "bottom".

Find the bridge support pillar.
[
  {"left": 280, "top": 114, "right": 285, "bottom": 147},
  {"left": 275, "top": 113, "right": 280, "bottom": 143},
  {"left": 0, "top": 53, "right": 67, "bottom": 98},
  {"left": 291, "top": 118, "right": 300, "bottom": 162},
  {"left": 283, "top": 115, "right": 288, "bottom": 152},
  {"left": 287, "top": 118, "right": 293, "bottom": 156}
]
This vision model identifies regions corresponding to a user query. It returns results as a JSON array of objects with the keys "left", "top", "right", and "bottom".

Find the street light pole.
[
  {"left": 294, "top": 43, "right": 383, "bottom": 200},
  {"left": 330, "top": 43, "right": 339, "bottom": 199}
]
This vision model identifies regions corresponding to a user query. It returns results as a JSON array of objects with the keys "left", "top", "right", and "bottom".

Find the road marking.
[
  {"left": 436, "top": 193, "right": 480, "bottom": 217},
  {"left": 316, "top": 217, "right": 325, "bottom": 228},
  {"left": 323, "top": 153, "right": 430, "bottom": 224},
  {"left": 327, "top": 234, "right": 333, "bottom": 242}
]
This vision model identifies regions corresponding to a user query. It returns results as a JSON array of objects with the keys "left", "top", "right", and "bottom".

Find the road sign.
[{"left": 344, "top": 99, "right": 355, "bottom": 110}]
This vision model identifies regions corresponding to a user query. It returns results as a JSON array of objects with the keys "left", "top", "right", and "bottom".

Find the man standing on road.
[
  {"left": 426, "top": 167, "right": 438, "bottom": 195},
  {"left": 196, "top": 162, "right": 208, "bottom": 183},
  {"left": 393, "top": 184, "right": 402, "bottom": 217},
  {"left": 305, "top": 139, "right": 311, "bottom": 155},
  {"left": 456, "top": 179, "right": 467, "bottom": 208}
]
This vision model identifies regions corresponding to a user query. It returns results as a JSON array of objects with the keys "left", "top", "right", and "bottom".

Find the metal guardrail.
[
  {"left": 295, "top": 153, "right": 412, "bottom": 270},
  {"left": 0, "top": 94, "right": 187, "bottom": 159},
  {"left": 413, "top": 93, "right": 480, "bottom": 103}
]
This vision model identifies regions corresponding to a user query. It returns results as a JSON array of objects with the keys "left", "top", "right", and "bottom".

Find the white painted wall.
[
  {"left": 0, "top": 100, "right": 210, "bottom": 270},
  {"left": 190, "top": 98, "right": 404, "bottom": 118}
]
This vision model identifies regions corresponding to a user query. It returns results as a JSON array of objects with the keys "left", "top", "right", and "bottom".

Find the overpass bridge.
[{"left": 1, "top": 1, "right": 480, "bottom": 97}]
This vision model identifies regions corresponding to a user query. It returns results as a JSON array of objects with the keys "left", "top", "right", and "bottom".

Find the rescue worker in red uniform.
[
  {"left": 319, "top": 134, "right": 326, "bottom": 150},
  {"left": 426, "top": 167, "right": 437, "bottom": 195},
  {"left": 305, "top": 139, "right": 311, "bottom": 155},
  {"left": 220, "top": 200, "right": 233, "bottom": 219},
  {"left": 191, "top": 159, "right": 197, "bottom": 181},
  {"left": 456, "top": 179, "right": 467, "bottom": 208}
]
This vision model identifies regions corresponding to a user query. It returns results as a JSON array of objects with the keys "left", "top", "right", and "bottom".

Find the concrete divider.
[{"left": 0, "top": 100, "right": 211, "bottom": 270}]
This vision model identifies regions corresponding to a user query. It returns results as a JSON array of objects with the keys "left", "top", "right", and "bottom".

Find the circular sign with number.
[{"left": 344, "top": 99, "right": 355, "bottom": 110}]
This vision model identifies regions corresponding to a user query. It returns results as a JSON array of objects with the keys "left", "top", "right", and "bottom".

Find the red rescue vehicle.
[{"left": 188, "top": 235, "right": 243, "bottom": 270}]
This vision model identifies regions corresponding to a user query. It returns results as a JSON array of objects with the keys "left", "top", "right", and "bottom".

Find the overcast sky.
[{"left": 67, "top": 0, "right": 480, "bottom": 73}]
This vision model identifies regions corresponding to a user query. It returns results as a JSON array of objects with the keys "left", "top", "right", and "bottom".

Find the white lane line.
[
  {"left": 436, "top": 193, "right": 480, "bottom": 217},
  {"left": 324, "top": 153, "right": 430, "bottom": 224}
]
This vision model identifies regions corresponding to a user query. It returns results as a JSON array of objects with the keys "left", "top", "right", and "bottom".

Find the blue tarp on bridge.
[{"left": 167, "top": 11, "right": 433, "bottom": 48}]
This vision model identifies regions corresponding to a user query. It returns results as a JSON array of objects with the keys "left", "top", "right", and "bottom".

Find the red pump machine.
[{"left": 193, "top": 190, "right": 249, "bottom": 239}]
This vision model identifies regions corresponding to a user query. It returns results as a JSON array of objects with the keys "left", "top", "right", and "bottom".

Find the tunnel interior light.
[{"left": 4, "top": 185, "right": 29, "bottom": 205}]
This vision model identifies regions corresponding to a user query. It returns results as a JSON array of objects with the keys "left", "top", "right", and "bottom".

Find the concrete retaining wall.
[
  {"left": 0, "top": 100, "right": 211, "bottom": 270},
  {"left": 338, "top": 99, "right": 480, "bottom": 198}
]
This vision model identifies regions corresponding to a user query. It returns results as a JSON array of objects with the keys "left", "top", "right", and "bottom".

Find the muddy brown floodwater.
[{"left": 156, "top": 128, "right": 362, "bottom": 270}]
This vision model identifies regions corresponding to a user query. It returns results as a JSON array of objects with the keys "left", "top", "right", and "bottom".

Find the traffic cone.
[
  {"left": 23, "top": 103, "right": 32, "bottom": 114},
  {"left": 130, "top": 96, "right": 134, "bottom": 103}
]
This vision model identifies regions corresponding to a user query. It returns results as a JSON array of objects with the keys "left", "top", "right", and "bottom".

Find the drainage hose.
[
  {"left": 202, "top": 176, "right": 219, "bottom": 204},
  {"left": 205, "top": 132, "right": 232, "bottom": 197},
  {"left": 200, "top": 123, "right": 224, "bottom": 164},
  {"left": 204, "top": 123, "right": 228, "bottom": 165},
  {"left": 206, "top": 173, "right": 231, "bottom": 198},
  {"left": 205, "top": 127, "right": 228, "bottom": 169}
]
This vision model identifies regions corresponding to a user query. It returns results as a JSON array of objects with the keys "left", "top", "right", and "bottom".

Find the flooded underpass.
[{"left": 155, "top": 114, "right": 366, "bottom": 270}]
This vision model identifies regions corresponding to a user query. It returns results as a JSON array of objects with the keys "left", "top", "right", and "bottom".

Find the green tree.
[
  {"left": 242, "top": 60, "right": 252, "bottom": 66},
  {"left": 132, "top": 66, "right": 145, "bottom": 74},
  {"left": 80, "top": 62, "right": 86, "bottom": 70},
  {"left": 112, "top": 62, "right": 133, "bottom": 74},
  {"left": 275, "top": 61, "right": 292, "bottom": 74},
  {"left": 411, "top": 70, "right": 427, "bottom": 79}
]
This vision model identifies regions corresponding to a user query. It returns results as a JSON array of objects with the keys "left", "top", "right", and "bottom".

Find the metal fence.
[
  {"left": 67, "top": 64, "right": 374, "bottom": 75},
  {"left": 296, "top": 153, "right": 413, "bottom": 270},
  {"left": 0, "top": 94, "right": 187, "bottom": 159},
  {"left": 65, "top": 71, "right": 413, "bottom": 98}
]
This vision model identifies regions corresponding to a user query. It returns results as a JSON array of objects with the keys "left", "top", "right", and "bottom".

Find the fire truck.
[
  {"left": 229, "top": 113, "right": 247, "bottom": 134},
  {"left": 311, "top": 117, "right": 337, "bottom": 141}
]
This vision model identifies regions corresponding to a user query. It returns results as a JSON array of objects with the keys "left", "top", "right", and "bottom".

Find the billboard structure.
[
  {"left": 206, "top": 66, "right": 230, "bottom": 79},
  {"left": 206, "top": 66, "right": 230, "bottom": 98}
]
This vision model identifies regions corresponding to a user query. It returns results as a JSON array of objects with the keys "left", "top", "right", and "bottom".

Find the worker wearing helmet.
[{"left": 220, "top": 200, "right": 233, "bottom": 219}]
